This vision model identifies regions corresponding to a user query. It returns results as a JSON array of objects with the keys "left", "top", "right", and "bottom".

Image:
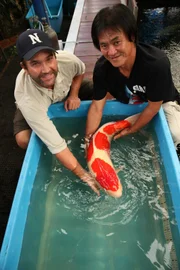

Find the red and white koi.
[{"left": 87, "top": 114, "right": 140, "bottom": 198}]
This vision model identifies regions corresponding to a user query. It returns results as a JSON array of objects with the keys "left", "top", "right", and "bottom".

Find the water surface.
[{"left": 18, "top": 117, "right": 180, "bottom": 270}]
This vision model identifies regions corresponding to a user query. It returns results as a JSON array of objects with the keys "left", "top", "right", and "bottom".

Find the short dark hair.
[{"left": 91, "top": 4, "right": 137, "bottom": 50}]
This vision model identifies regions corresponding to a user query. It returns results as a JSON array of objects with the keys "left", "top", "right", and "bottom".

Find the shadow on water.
[{"left": 137, "top": 4, "right": 180, "bottom": 90}]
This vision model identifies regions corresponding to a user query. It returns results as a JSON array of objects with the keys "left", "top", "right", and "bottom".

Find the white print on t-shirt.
[
  {"left": 133, "top": 85, "right": 146, "bottom": 93},
  {"left": 125, "top": 86, "right": 143, "bottom": 104}
]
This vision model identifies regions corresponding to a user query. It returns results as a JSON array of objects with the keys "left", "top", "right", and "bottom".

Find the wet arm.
[
  {"left": 56, "top": 148, "right": 100, "bottom": 195},
  {"left": 17, "top": 100, "right": 100, "bottom": 193},
  {"left": 69, "top": 74, "right": 84, "bottom": 97},
  {"left": 114, "top": 100, "right": 163, "bottom": 139},
  {"left": 85, "top": 97, "right": 106, "bottom": 139}
]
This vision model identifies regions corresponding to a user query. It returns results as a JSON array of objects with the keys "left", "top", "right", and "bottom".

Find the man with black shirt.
[{"left": 85, "top": 4, "right": 180, "bottom": 159}]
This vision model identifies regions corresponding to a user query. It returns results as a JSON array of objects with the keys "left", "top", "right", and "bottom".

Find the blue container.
[
  {"left": 0, "top": 101, "right": 180, "bottom": 270},
  {"left": 26, "top": 0, "right": 63, "bottom": 33}
]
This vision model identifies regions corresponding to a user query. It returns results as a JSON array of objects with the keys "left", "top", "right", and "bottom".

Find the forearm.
[
  {"left": 115, "top": 101, "right": 163, "bottom": 140},
  {"left": 55, "top": 147, "right": 100, "bottom": 195},
  {"left": 85, "top": 100, "right": 105, "bottom": 138},
  {"left": 55, "top": 147, "right": 88, "bottom": 176},
  {"left": 129, "top": 102, "right": 161, "bottom": 133},
  {"left": 69, "top": 74, "right": 84, "bottom": 97},
  {"left": 55, "top": 147, "right": 78, "bottom": 170}
]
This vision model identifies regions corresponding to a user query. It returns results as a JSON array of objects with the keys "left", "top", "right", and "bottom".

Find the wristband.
[{"left": 71, "top": 164, "right": 78, "bottom": 172}]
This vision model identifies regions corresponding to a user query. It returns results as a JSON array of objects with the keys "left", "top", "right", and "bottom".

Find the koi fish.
[{"left": 87, "top": 114, "right": 140, "bottom": 198}]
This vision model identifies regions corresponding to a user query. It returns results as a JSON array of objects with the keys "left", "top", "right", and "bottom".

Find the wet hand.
[
  {"left": 64, "top": 96, "right": 81, "bottom": 112},
  {"left": 114, "top": 127, "right": 132, "bottom": 140},
  {"left": 81, "top": 172, "right": 100, "bottom": 196},
  {"left": 71, "top": 162, "right": 100, "bottom": 195}
]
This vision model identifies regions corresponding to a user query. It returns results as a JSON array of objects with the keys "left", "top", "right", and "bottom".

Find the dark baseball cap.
[{"left": 16, "top": 29, "right": 55, "bottom": 60}]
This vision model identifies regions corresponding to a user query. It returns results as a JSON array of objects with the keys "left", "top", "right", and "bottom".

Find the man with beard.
[
  {"left": 85, "top": 4, "right": 180, "bottom": 159},
  {"left": 14, "top": 29, "right": 99, "bottom": 195}
]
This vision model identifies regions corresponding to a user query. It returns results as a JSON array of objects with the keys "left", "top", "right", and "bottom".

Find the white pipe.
[{"left": 64, "top": 0, "right": 85, "bottom": 53}]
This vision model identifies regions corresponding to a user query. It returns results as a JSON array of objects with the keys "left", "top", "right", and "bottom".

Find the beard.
[{"left": 32, "top": 70, "right": 58, "bottom": 89}]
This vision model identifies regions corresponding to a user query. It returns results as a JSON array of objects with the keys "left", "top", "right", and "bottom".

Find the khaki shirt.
[{"left": 14, "top": 50, "right": 85, "bottom": 154}]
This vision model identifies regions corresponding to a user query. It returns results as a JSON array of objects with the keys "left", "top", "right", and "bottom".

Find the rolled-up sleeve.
[{"left": 18, "top": 99, "right": 67, "bottom": 154}]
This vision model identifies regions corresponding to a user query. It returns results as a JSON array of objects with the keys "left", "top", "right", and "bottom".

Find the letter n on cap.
[{"left": 28, "top": 33, "right": 42, "bottom": 44}]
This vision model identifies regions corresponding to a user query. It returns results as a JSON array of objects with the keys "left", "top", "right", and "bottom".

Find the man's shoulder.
[
  {"left": 56, "top": 50, "right": 85, "bottom": 75},
  {"left": 56, "top": 50, "right": 81, "bottom": 62},
  {"left": 15, "top": 69, "right": 28, "bottom": 93},
  {"left": 137, "top": 43, "right": 169, "bottom": 71},
  {"left": 137, "top": 43, "right": 167, "bottom": 61},
  {"left": 15, "top": 70, "right": 40, "bottom": 104},
  {"left": 16, "top": 68, "right": 25, "bottom": 80}
]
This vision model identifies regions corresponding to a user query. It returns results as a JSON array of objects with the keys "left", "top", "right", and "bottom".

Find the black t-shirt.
[{"left": 93, "top": 43, "right": 179, "bottom": 103}]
